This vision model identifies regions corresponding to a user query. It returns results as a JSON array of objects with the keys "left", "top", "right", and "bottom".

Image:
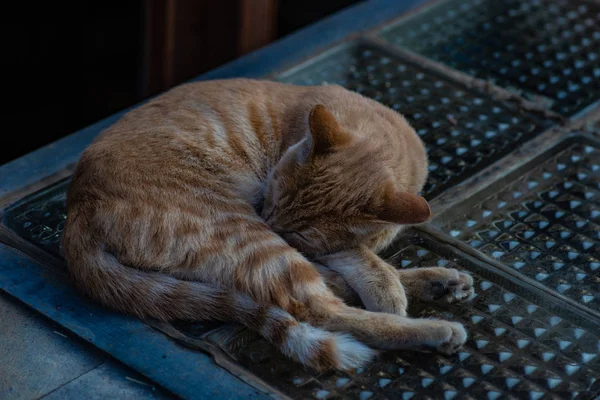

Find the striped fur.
[{"left": 63, "top": 79, "right": 471, "bottom": 371}]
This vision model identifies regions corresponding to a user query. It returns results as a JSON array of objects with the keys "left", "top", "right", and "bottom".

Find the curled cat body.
[{"left": 63, "top": 78, "right": 474, "bottom": 371}]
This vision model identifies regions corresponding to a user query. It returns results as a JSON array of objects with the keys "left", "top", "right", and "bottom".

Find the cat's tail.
[{"left": 62, "top": 227, "right": 375, "bottom": 371}]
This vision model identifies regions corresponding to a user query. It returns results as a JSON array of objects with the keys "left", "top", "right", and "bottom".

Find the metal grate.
[
  {"left": 278, "top": 42, "right": 553, "bottom": 198},
  {"left": 380, "top": 0, "right": 600, "bottom": 116},
  {"left": 176, "top": 234, "right": 600, "bottom": 399},
  {"left": 2, "top": 180, "right": 69, "bottom": 258},
  {"left": 4, "top": 181, "right": 600, "bottom": 398},
  {"left": 438, "top": 138, "right": 600, "bottom": 311}
]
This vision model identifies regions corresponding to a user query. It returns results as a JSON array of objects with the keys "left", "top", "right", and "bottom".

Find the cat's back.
[
  {"left": 93, "top": 79, "right": 300, "bottom": 152},
  {"left": 64, "top": 79, "right": 305, "bottom": 269},
  {"left": 69, "top": 80, "right": 303, "bottom": 202}
]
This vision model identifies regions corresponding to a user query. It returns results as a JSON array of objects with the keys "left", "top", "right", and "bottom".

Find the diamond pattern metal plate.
[
  {"left": 380, "top": 0, "right": 600, "bottom": 116},
  {"left": 278, "top": 42, "right": 552, "bottom": 198},
  {"left": 437, "top": 138, "right": 600, "bottom": 311},
  {"left": 4, "top": 183, "right": 600, "bottom": 399},
  {"left": 177, "top": 234, "right": 600, "bottom": 399},
  {"left": 2, "top": 180, "right": 69, "bottom": 258}
]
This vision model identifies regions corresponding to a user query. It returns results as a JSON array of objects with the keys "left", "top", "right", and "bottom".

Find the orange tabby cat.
[{"left": 62, "top": 79, "right": 474, "bottom": 371}]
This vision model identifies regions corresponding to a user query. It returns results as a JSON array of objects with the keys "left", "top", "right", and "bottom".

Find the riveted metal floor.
[{"left": 2, "top": 0, "right": 600, "bottom": 399}]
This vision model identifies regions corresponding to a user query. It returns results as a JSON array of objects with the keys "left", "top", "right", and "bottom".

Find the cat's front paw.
[
  {"left": 430, "top": 268, "right": 474, "bottom": 304},
  {"left": 435, "top": 321, "right": 468, "bottom": 354},
  {"left": 398, "top": 267, "right": 475, "bottom": 304}
]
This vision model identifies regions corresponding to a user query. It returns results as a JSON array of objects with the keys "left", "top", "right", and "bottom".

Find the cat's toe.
[
  {"left": 431, "top": 269, "right": 475, "bottom": 305},
  {"left": 436, "top": 322, "right": 467, "bottom": 354}
]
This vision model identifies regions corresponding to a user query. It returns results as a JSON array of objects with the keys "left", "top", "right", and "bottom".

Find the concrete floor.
[{"left": 0, "top": 292, "right": 174, "bottom": 400}]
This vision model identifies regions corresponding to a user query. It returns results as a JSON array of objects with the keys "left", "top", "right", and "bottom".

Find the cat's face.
[{"left": 262, "top": 104, "right": 431, "bottom": 257}]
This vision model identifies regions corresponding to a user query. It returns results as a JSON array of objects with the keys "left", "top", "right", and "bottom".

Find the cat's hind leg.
[
  {"left": 313, "top": 262, "right": 361, "bottom": 306},
  {"left": 102, "top": 199, "right": 377, "bottom": 372},
  {"left": 288, "top": 260, "right": 468, "bottom": 355},
  {"left": 304, "top": 293, "right": 468, "bottom": 355},
  {"left": 143, "top": 202, "right": 466, "bottom": 364},
  {"left": 232, "top": 251, "right": 470, "bottom": 357}
]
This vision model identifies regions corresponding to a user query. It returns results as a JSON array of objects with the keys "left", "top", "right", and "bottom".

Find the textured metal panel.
[
  {"left": 436, "top": 137, "right": 600, "bottom": 311},
  {"left": 2, "top": 179, "right": 69, "bottom": 258},
  {"left": 379, "top": 0, "right": 600, "bottom": 116},
  {"left": 174, "top": 233, "right": 600, "bottom": 399},
  {"left": 4, "top": 180, "right": 600, "bottom": 398},
  {"left": 278, "top": 42, "right": 553, "bottom": 198}
]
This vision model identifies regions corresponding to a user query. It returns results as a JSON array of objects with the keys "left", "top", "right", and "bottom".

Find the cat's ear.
[
  {"left": 376, "top": 182, "right": 431, "bottom": 225},
  {"left": 308, "top": 104, "right": 352, "bottom": 155}
]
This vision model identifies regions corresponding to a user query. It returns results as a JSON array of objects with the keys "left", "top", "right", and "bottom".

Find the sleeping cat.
[{"left": 62, "top": 79, "right": 474, "bottom": 371}]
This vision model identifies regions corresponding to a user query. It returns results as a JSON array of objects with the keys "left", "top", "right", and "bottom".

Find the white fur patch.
[
  {"left": 320, "top": 253, "right": 364, "bottom": 282},
  {"left": 281, "top": 323, "right": 376, "bottom": 369},
  {"left": 282, "top": 323, "right": 329, "bottom": 364},
  {"left": 330, "top": 332, "right": 377, "bottom": 370}
]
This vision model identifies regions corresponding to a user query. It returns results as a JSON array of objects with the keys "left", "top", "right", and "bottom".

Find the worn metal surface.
[
  {"left": 379, "top": 0, "right": 600, "bottom": 116},
  {"left": 2, "top": 0, "right": 600, "bottom": 398},
  {"left": 5, "top": 187, "right": 600, "bottom": 398},
  {"left": 2, "top": 180, "right": 69, "bottom": 259},
  {"left": 433, "top": 136, "right": 600, "bottom": 314}
]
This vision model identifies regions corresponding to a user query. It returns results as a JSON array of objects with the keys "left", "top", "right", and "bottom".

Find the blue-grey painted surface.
[
  {"left": 0, "top": 292, "right": 173, "bottom": 400},
  {"left": 0, "top": 244, "right": 267, "bottom": 400},
  {"left": 0, "top": 293, "right": 102, "bottom": 399},
  {"left": 41, "top": 362, "right": 172, "bottom": 400}
]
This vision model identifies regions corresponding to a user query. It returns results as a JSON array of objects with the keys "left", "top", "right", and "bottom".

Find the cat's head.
[{"left": 262, "top": 101, "right": 430, "bottom": 256}]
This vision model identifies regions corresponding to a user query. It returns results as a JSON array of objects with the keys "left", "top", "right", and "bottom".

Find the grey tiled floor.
[{"left": 0, "top": 293, "right": 174, "bottom": 400}]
